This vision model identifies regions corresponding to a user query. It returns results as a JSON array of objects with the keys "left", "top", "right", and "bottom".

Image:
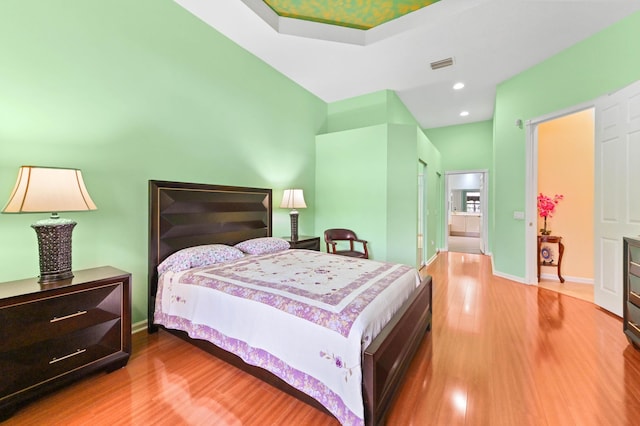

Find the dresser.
[
  {"left": 0, "top": 266, "right": 131, "bottom": 419},
  {"left": 283, "top": 236, "right": 320, "bottom": 251},
  {"left": 624, "top": 237, "right": 640, "bottom": 349}
]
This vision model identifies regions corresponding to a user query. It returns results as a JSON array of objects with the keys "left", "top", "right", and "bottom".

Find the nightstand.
[
  {"left": 0, "top": 266, "right": 131, "bottom": 419},
  {"left": 284, "top": 236, "right": 320, "bottom": 251}
]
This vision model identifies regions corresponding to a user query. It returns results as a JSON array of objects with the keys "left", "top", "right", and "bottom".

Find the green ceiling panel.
[{"left": 263, "top": 0, "right": 440, "bottom": 30}]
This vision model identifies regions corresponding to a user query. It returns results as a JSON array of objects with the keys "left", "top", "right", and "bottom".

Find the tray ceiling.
[
  {"left": 262, "top": 0, "right": 440, "bottom": 30},
  {"left": 175, "top": 0, "right": 640, "bottom": 129}
]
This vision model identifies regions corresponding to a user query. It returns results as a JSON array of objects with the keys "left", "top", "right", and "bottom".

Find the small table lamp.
[
  {"left": 280, "top": 189, "right": 306, "bottom": 241},
  {"left": 2, "top": 166, "right": 97, "bottom": 284}
]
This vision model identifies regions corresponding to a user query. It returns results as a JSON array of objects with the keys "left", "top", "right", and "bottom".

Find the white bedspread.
[{"left": 155, "top": 249, "right": 420, "bottom": 425}]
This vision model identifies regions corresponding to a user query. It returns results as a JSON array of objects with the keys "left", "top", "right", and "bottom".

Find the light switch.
[{"left": 513, "top": 211, "right": 525, "bottom": 220}]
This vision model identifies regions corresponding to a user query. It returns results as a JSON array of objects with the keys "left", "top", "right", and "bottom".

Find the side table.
[
  {"left": 283, "top": 236, "right": 320, "bottom": 251},
  {"left": 538, "top": 235, "right": 565, "bottom": 283}
]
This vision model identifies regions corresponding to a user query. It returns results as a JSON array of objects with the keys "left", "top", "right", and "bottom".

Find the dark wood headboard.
[{"left": 148, "top": 180, "right": 272, "bottom": 331}]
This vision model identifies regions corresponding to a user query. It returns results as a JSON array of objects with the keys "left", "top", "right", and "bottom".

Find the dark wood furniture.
[
  {"left": 624, "top": 236, "right": 640, "bottom": 349},
  {"left": 283, "top": 235, "right": 320, "bottom": 251},
  {"left": 0, "top": 266, "right": 131, "bottom": 419},
  {"left": 324, "top": 228, "right": 370, "bottom": 259},
  {"left": 148, "top": 180, "right": 432, "bottom": 426},
  {"left": 537, "top": 235, "right": 565, "bottom": 283}
]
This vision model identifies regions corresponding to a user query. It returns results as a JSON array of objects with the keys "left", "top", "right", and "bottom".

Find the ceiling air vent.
[{"left": 430, "top": 57, "right": 454, "bottom": 70}]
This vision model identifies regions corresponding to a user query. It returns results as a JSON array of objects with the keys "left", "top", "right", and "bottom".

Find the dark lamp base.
[
  {"left": 31, "top": 219, "right": 77, "bottom": 284},
  {"left": 39, "top": 270, "right": 74, "bottom": 285},
  {"left": 289, "top": 211, "right": 299, "bottom": 241}
]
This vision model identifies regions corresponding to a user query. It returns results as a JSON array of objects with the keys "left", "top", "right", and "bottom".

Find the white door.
[{"left": 594, "top": 80, "right": 640, "bottom": 316}]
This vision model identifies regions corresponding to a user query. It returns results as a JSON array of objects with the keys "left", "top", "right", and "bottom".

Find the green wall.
[
  {"left": 315, "top": 124, "right": 429, "bottom": 266},
  {"left": 424, "top": 120, "right": 493, "bottom": 172},
  {"left": 424, "top": 120, "right": 493, "bottom": 251},
  {"left": 0, "top": 0, "right": 326, "bottom": 323},
  {"left": 492, "top": 11, "right": 640, "bottom": 278},
  {"left": 326, "top": 91, "right": 390, "bottom": 133},
  {"left": 386, "top": 124, "right": 420, "bottom": 265},
  {"left": 318, "top": 91, "right": 443, "bottom": 266},
  {"left": 417, "top": 129, "right": 443, "bottom": 261},
  {"left": 326, "top": 90, "right": 419, "bottom": 133},
  {"left": 316, "top": 125, "right": 389, "bottom": 259}
]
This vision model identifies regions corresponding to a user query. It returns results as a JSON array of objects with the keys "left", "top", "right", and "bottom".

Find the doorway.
[
  {"left": 525, "top": 104, "right": 595, "bottom": 286},
  {"left": 534, "top": 108, "right": 595, "bottom": 303},
  {"left": 525, "top": 79, "right": 640, "bottom": 316},
  {"left": 444, "top": 170, "right": 488, "bottom": 254}
]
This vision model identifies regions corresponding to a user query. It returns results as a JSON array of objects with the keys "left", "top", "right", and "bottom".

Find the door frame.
[
  {"left": 418, "top": 160, "right": 427, "bottom": 268},
  {"left": 524, "top": 101, "right": 596, "bottom": 285},
  {"left": 444, "top": 169, "right": 489, "bottom": 254}
]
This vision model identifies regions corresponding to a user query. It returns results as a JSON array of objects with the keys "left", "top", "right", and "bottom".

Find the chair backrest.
[
  {"left": 324, "top": 228, "right": 358, "bottom": 242},
  {"left": 324, "top": 228, "right": 369, "bottom": 258}
]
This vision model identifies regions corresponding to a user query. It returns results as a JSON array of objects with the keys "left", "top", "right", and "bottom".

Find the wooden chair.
[{"left": 324, "top": 228, "right": 369, "bottom": 259}]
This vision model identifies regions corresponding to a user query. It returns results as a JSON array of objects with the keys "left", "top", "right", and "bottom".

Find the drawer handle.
[
  {"left": 50, "top": 310, "right": 87, "bottom": 323},
  {"left": 631, "top": 290, "right": 640, "bottom": 300},
  {"left": 630, "top": 322, "right": 640, "bottom": 335},
  {"left": 49, "top": 348, "right": 86, "bottom": 364}
]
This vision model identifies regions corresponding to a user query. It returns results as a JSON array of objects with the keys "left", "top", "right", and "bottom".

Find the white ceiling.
[{"left": 175, "top": 0, "right": 640, "bottom": 129}]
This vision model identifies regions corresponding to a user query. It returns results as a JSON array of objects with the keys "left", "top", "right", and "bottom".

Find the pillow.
[
  {"left": 235, "top": 237, "right": 290, "bottom": 255},
  {"left": 157, "top": 244, "right": 244, "bottom": 274}
]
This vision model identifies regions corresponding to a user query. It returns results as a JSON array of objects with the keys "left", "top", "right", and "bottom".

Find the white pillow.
[
  {"left": 235, "top": 237, "right": 290, "bottom": 255},
  {"left": 157, "top": 244, "right": 244, "bottom": 274}
]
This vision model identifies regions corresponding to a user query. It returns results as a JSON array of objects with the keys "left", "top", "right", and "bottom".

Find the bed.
[{"left": 147, "top": 180, "right": 432, "bottom": 425}]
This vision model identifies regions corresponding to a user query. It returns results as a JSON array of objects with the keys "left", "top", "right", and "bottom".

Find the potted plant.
[{"left": 537, "top": 193, "right": 563, "bottom": 235}]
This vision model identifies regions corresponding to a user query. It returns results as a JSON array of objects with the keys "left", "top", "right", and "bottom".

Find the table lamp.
[
  {"left": 2, "top": 166, "right": 97, "bottom": 284},
  {"left": 280, "top": 189, "right": 306, "bottom": 241}
]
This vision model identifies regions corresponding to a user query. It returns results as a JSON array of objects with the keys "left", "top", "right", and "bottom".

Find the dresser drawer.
[
  {"left": 0, "top": 266, "right": 131, "bottom": 419},
  {"left": 626, "top": 301, "right": 640, "bottom": 341},
  {"left": 0, "top": 320, "right": 122, "bottom": 400},
  {"left": 0, "top": 283, "right": 122, "bottom": 352},
  {"left": 629, "top": 242, "right": 640, "bottom": 265},
  {"left": 629, "top": 272, "right": 640, "bottom": 307}
]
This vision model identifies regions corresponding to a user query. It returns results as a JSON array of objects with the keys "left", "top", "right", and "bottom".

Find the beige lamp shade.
[
  {"left": 279, "top": 189, "right": 307, "bottom": 210},
  {"left": 2, "top": 166, "right": 97, "bottom": 284},
  {"left": 3, "top": 166, "right": 97, "bottom": 214},
  {"left": 280, "top": 189, "right": 306, "bottom": 242}
]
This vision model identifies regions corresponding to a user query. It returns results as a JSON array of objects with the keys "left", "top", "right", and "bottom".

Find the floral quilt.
[{"left": 155, "top": 249, "right": 420, "bottom": 426}]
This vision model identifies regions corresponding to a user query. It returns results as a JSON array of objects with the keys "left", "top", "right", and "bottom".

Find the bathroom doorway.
[{"left": 445, "top": 170, "right": 488, "bottom": 254}]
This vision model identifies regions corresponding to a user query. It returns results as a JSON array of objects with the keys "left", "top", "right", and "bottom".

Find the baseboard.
[
  {"left": 132, "top": 320, "right": 148, "bottom": 334},
  {"left": 449, "top": 232, "right": 480, "bottom": 238},
  {"left": 493, "top": 271, "right": 527, "bottom": 284},
  {"left": 539, "top": 273, "right": 594, "bottom": 284}
]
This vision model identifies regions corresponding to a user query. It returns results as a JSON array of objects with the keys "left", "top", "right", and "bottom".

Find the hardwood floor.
[
  {"left": 447, "top": 236, "right": 483, "bottom": 254},
  {"left": 538, "top": 278, "right": 594, "bottom": 304},
  {"left": 6, "top": 252, "right": 640, "bottom": 425}
]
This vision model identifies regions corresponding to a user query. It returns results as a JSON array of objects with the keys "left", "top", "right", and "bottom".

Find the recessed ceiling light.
[
  {"left": 460, "top": 111, "right": 469, "bottom": 117},
  {"left": 453, "top": 82, "right": 465, "bottom": 90}
]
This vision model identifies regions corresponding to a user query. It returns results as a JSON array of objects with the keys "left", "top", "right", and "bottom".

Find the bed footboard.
[{"left": 363, "top": 275, "right": 432, "bottom": 425}]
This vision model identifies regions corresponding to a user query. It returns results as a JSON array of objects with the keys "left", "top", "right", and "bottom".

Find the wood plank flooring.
[
  {"left": 538, "top": 278, "right": 594, "bottom": 304},
  {"left": 447, "top": 236, "right": 483, "bottom": 255},
  {"left": 6, "top": 251, "right": 640, "bottom": 425}
]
